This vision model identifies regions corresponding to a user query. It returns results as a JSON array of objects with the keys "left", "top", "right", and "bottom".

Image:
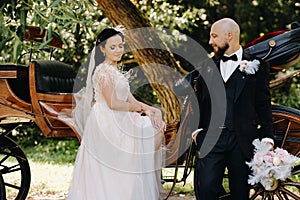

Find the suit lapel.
[
  {"left": 234, "top": 52, "right": 252, "bottom": 102},
  {"left": 234, "top": 69, "right": 247, "bottom": 102}
]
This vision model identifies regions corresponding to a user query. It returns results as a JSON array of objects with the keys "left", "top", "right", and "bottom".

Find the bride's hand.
[{"left": 144, "top": 107, "right": 165, "bottom": 131}]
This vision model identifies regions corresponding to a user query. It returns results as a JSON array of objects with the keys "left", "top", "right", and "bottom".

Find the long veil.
[{"left": 72, "top": 47, "right": 96, "bottom": 138}]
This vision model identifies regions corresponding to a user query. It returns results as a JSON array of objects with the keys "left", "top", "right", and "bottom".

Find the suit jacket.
[{"left": 193, "top": 51, "right": 274, "bottom": 160}]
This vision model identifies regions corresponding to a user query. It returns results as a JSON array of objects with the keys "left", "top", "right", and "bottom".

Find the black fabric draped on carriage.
[{"left": 244, "top": 21, "right": 300, "bottom": 71}]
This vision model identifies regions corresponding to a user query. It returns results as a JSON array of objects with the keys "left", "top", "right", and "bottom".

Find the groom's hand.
[{"left": 192, "top": 128, "right": 203, "bottom": 145}]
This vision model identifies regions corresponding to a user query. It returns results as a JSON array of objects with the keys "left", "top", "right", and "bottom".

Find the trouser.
[{"left": 194, "top": 129, "right": 250, "bottom": 200}]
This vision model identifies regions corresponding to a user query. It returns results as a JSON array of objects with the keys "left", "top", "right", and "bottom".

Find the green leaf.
[
  {"left": 50, "top": 0, "right": 62, "bottom": 8},
  {"left": 0, "top": 36, "right": 13, "bottom": 52},
  {"left": 63, "top": 9, "right": 76, "bottom": 18},
  {"left": 39, "top": 38, "right": 52, "bottom": 49},
  {"left": 47, "top": 25, "right": 53, "bottom": 41},
  {"left": 13, "top": 40, "right": 21, "bottom": 62}
]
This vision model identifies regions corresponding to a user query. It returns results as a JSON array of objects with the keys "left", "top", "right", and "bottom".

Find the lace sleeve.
[{"left": 92, "top": 64, "right": 117, "bottom": 92}]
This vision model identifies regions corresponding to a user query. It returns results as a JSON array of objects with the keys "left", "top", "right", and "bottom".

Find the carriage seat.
[
  {"left": 29, "top": 60, "right": 80, "bottom": 139},
  {"left": 0, "top": 64, "right": 30, "bottom": 103},
  {"left": 32, "top": 60, "right": 76, "bottom": 94}
]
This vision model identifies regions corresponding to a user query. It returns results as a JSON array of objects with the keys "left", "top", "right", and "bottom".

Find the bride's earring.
[{"left": 103, "top": 52, "right": 106, "bottom": 57}]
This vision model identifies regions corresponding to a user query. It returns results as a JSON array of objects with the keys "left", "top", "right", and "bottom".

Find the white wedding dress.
[{"left": 67, "top": 63, "right": 163, "bottom": 200}]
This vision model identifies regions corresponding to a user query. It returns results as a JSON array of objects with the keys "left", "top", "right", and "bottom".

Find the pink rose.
[
  {"left": 274, "top": 148, "right": 289, "bottom": 163},
  {"left": 263, "top": 152, "right": 274, "bottom": 164},
  {"left": 253, "top": 154, "right": 264, "bottom": 166}
]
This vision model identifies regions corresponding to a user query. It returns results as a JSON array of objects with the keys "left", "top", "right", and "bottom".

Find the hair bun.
[{"left": 96, "top": 25, "right": 125, "bottom": 45}]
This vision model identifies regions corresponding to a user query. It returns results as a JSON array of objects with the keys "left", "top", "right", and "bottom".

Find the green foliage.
[
  {"left": 1, "top": 0, "right": 299, "bottom": 65},
  {"left": 9, "top": 123, "right": 79, "bottom": 164},
  {"left": 181, "top": 0, "right": 299, "bottom": 49},
  {"left": 22, "top": 138, "right": 79, "bottom": 164},
  {"left": 271, "top": 63, "right": 300, "bottom": 109},
  {"left": 139, "top": 0, "right": 200, "bottom": 30},
  {"left": 0, "top": 0, "right": 109, "bottom": 69}
]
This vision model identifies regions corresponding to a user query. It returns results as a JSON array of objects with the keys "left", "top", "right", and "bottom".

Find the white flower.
[
  {"left": 113, "top": 25, "right": 126, "bottom": 35},
  {"left": 246, "top": 138, "right": 300, "bottom": 190},
  {"left": 272, "top": 156, "right": 281, "bottom": 166},
  {"left": 239, "top": 59, "right": 260, "bottom": 74}
]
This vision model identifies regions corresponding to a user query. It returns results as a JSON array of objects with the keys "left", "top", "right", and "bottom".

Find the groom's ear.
[{"left": 226, "top": 32, "right": 233, "bottom": 42}]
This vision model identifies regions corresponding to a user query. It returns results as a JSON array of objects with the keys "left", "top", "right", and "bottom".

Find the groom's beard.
[{"left": 214, "top": 42, "right": 229, "bottom": 59}]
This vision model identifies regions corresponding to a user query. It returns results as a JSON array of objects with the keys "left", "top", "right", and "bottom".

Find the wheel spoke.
[
  {"left": 280, "top": 120, "right": 291, "bottom": 148},
  {"left": 0, "top": 135, "right": 31, "bottom": 200},
  {"left": 250, "top": 187, "right": 264, "bottom": 200},
  {"left": 0, "top": 154, "right": 9, "bottom": 164},
  {"left": 291, "top": 166, "right": 300, "bottom": 176},
  {"left": 281, "top": 180, "right": 300, "bottom": 188},
  {"left": 4, "top": 181, "right": 21, "bottom": 190},
  {"left": 274, "top": 190, "right": 285, "bottom": 200},
  {"left": 261, "top": 191, "right": 270, "bottom": 200},
  {"left": 262, "top": 193, "right": 268, "bottom": 200},
  {"left": 1, "top": 163, "right": 21, "bottom": 174},
  {"left": 278, "top": 186, "right": 300, "bottom": 199}
]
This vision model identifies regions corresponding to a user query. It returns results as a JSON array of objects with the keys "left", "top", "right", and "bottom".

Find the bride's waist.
[
  {"left": 93, "top": 102, "right": 109, "bottom": 108},
  {"left": 92, "top": 102, "right": 126, "bottom": 112}
]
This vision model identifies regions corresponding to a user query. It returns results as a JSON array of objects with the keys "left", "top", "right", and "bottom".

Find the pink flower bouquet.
[{"left": 246, "top": 138, "right": 300, "bottom": 190}]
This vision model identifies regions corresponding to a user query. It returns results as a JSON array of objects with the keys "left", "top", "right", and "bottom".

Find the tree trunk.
[{"left": 96, "top": 0, "right": 186, "bottom": 123}]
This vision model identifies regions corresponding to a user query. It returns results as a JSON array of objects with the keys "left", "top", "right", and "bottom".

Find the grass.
[
  {"left": 162, "top": 167, "right": 195, "bottom": 195},
  {"left": 21, "top": 138, "right": 80, "bottom": 164}
]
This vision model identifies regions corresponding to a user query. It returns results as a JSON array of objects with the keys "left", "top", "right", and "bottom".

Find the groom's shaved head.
[
  {"left": 213, "top": 18, "right": 240, "bottom": 41},
  {"left": 209, "top": 18, "right": 241, "bottom": 55}
]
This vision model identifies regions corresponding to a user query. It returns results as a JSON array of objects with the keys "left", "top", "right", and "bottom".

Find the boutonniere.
[{"left": 239, "top": 59, "right": 260, "bottom": 75}]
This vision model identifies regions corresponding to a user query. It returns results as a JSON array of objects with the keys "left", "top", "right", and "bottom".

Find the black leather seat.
[
  {"left": 0, "top": 64, "right": 30, "bottom": 103},
  {"left": 33, "top": 60, "right": 76, "bottom": 94}
]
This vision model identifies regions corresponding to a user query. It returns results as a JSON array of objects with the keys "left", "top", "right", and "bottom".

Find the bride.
[{"left": 67, "top": 26, "right": 166, "bottom": 200}]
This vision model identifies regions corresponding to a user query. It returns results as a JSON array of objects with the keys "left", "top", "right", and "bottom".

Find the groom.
[{"left": 193, "top": 18, "right": 274, "bottom": 199}]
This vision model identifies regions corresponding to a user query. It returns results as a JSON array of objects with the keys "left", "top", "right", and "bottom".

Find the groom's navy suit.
[{"left": 193, "top": 51, "right": 274, "bottom": 200}]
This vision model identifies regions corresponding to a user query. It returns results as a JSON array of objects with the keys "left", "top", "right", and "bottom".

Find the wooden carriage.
[
  {"left": 0, "top": 60, "right": 80, "bottom": 199},
  {"left": 0, "top": 25, "right": 299, "bottom": 200}
]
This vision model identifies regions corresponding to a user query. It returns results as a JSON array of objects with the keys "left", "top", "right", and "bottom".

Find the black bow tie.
[{"left": 221, "top": 54, "right": 238, "bottom": 62}]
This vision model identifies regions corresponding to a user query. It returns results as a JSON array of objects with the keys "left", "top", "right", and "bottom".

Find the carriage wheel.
[
  {"left": 249, "top": 105, "right": 300, "bottom": 199},
  {"left": 162, "top": 149, "right": 195, "bottom": 200},
  {"left": 0, "top": 172, "right": 6, "bottom": 200},
  {"left": 162, "top": 120, "right": 196, "bottom": 199},
  {"left": 0, "top": 135, "right": 31, "bottom": 200},
  {"left": 162, "top": 161, "right": 180, "bottom": 199}
]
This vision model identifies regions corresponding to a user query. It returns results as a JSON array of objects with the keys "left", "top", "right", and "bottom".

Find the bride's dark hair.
[{"left": 94, "top": 27, "right": 125, "bottom": 66}]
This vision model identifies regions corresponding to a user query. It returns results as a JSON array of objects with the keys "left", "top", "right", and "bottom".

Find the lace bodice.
[{"left": 92, "top": 63, "right": 130, "bottom": 103}]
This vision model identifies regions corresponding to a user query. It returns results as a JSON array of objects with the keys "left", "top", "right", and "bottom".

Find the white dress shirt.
[{"left": 220, "top": 46, "right": 243, "bottom": 82}]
